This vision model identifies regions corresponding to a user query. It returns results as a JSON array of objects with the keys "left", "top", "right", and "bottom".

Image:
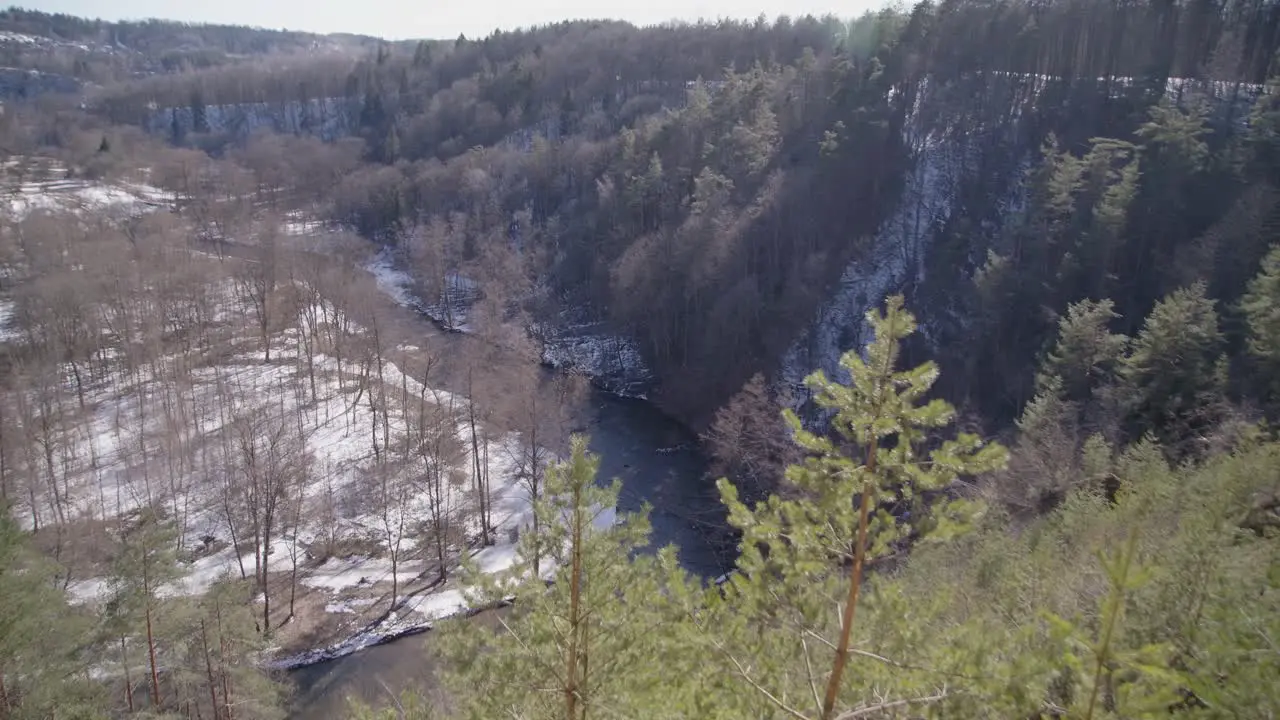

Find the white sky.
[{"left": 31, "top": 0, "right": 882, "bottom": 41}]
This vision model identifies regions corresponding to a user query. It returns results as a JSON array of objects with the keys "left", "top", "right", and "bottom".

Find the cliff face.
[
  {"left": 780, "top": 133, "right": 968, "bottom": 391},
  {"left": 778, "top": 75, "right": 1266, "bottom": 418},
  {"left": 144, "top": 96, "right": 363, "bottom": 141},
  {"left": 0, "top": 67, "right": 81, "bottom": 98}
]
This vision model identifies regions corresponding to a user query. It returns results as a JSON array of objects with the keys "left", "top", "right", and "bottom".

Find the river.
[{"left": 285, "top": 250, "right": 733, "bottom": 717}]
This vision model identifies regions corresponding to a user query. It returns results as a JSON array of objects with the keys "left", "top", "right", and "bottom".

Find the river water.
[{"left": 285, "top": 256, "right": 733, "bottom": 717}]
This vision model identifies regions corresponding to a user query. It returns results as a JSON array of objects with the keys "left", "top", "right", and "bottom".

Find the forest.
[{"left": 0, "top": 0, "right": 1277, "bottom": 717}]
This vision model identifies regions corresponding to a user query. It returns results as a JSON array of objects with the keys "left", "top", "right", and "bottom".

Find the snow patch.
[
  {"left": 325, "top": 598, "right": 377, "bottom": 614},
  {"left": 364, "top": 248, "right": 476, "bottom": 333},
  {"left": 3, "top": 172, "right": 169, "bottom": 219}
]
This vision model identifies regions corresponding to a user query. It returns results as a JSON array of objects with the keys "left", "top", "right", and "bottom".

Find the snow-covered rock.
[{"left": 535, "top": 314, "right": 654, "bottom": 398}]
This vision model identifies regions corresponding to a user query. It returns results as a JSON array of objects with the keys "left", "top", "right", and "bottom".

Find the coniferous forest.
[{"left": 0, "top": 0, "right": 1277, "bottom": 718}]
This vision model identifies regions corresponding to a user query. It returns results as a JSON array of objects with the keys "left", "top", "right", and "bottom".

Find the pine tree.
[
  {"left": 1246, "top": 76, "right": 1280, "bottom": 184},
  {"left": 1037, "top": 298, "right": 1128, "bottom": 438},
  {"left": 105, "top": 506, "right": 182, "bottom": 711},
  {"left": 178, "top": 578, "right": 286, "bottom": 720},
  {"left": 714, "top": 296, "right": 1007, "bottom": 720},
  {"left": 0, "top": 509, "right": 104, "bottom": 717},
  {"left": 1241, "top": 245, "right": 1280, "bottom": 404},
  {"left": 1136, "top": 100, "right": 1210, "bottom": 174},
  {"left": 413, "top": 40, "right": 434, "bottom": 67},
  {"left": 1078, "top": 140, "right": 1139, "bottom": 299},
  {"left": 190, "top": 89, "right": 209, "bottom": 134},
  {"left": 1037, "top": 134, "right": 1084, "bottom": 235},
  {"left": 1121, "top": 282, "right": 1226, "bottom": 453},
  {"left": 438, "top": 436, "right": 696, "bottom": 720},
  {"left": 1039, "top": 299, "right": 1129, "bottom": 404},
  {"left": 383, "top": 124, "right": 400, "bottom": 164},
  {"left": 1044, "top": 523, "right": 1183, "bottom": 720}
]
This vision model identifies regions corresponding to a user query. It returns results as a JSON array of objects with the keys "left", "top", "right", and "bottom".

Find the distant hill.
[{"left": 0, "top": 6, "right": 383, "bottom": 91}]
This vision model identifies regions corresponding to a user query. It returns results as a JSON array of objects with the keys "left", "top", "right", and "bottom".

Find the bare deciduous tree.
[
  {"left": 231, "top": 220, "right": 284, "bottom": 363},
  {"left": 232, "top": 406, "right": 303, "bottom": 634}
]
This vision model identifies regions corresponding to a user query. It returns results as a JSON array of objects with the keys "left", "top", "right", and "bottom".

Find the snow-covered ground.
[
  {"left": 0, "top": 162, "right": 640, "bottom": 670},
  {"left": 0, "top": 29, "right": 98, "bottom": 53},
  {"left": 2, "top": 160, "right": 168, "bottom": 218},
  {"left": 48, "top": 335, "right": 532, "bottom": 594},
  {"left": 24, "top": 309, "right": 563, "bottom": 665}
]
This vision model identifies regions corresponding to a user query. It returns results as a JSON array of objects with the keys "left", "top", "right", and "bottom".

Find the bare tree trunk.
[
  {"left": 482, "top": 434, "right": 491, "bottom": 531},
  {"left": 288, "top": 550, "right": 299, "bottom": 621},
  {"left": 201, "top": 620, "right": 221, "bottom": 720},
  {"left": 121, "top": 635, "right": 135, "bottom": 713},
  {"left": 434, "top": 476, "right": 447, "bottom": 582},
  {"left": 25, "top": 480, "right": 39, "bottom": 533},
  {"left": 287, "top": 463, "right": 305, "bottom": 621},
  {"left": 223, "top": 492, "right": 248, "bottom": 581},
  {"left": 261, "top": 525, "right": 272, "bottom": 633},
  {"left": 367, "top": 389, "right": 380, "bottom": 462},
  {"left": 146, "top": 601, "right": 161, "bottom": 709},
  {"left": 467, "top": 380, "right": 489, "bottom": 544},
  {"left": 216, "top": 599, "right": 233, "bottom": 720},
  {"left": 0, "top": 401, "right": 9, "bottom": 505},
  {"left": 69, "top": 360, "right": 86, "bottom": 410}
]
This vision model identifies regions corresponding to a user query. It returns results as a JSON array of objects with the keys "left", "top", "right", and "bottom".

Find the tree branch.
[
  {"left": 802, "top": 636, "right": 823, "bottom": 715},
  {"left": 498, "top": 614, "right": 568, "bottom": 690},
  {"left": 832, "top": 689, "right": 949, "bottom": 719},
  {"left": 714, "top": 639, "right": 811, "bottom": 720}
]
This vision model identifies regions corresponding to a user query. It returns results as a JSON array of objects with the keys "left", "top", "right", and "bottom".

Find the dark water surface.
[{"left": 286, "top": 390, "right": 730, "bottom": 717}]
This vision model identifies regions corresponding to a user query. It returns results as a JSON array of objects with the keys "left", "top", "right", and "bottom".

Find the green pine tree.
[
  {"left": 436, "top": 436, "right": 697, "bottom": 720},
  {"left": 1121, "top": 282, "right": 1226, "bottom": 453},
  {"left": 179, "top": 578, "right": 286, "bottom": 720},
  {"left": 1005, "top": 375, "right": 1082, "bottom": 511},
  {"left": 1136, "top": 100, "right": 1210, "bottom": 174},
  {"left": 0, "top": 509, "right": 105, "bottom": 718},
  {"left": 1078, "top": 140, "right": 1139, "bottom": 299},
  {"left": 104, "top": 507, "right": 182, "bottom": 712},
  {"left": 1241, "top": 245, "right": 1280, "bottom": 404},
  {"left": 714, "top": 295, "right": 1007, "bottom": 720},
  {"left": 1039, "top": 298, "right": 1129, "bottom": 404}
]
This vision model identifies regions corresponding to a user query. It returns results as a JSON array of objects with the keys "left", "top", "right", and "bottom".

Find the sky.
[{"left": 30, "top": 0, "right": 880, "bottom": 41}]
